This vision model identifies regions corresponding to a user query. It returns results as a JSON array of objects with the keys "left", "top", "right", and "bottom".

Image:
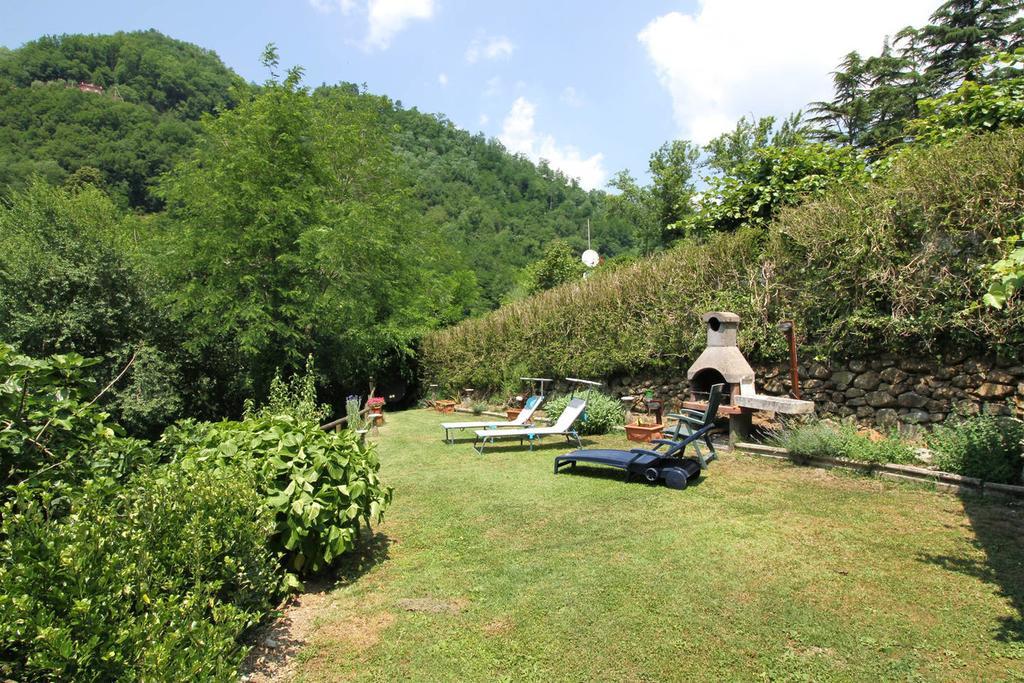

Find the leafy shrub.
[
  {"left": 928, "top": 414, "right": 1024, "bottom": 484},
  {"left": 244, "top": 354, "right": 331, "bottom": 423},
  {"left": 162, "top": 414, "right": 392, "bottom": 576},
  {"left": 772, "top": 420, "right": 916, "bottom": 465},
  {"left": 0, "top": 343, "right": 156, "bottom": 504},
  {"left": 544, "top": 392, "right": 624, "bottom": 436},
  {"left": 0, "top": 461, "right": 280, "bottom": 681}
]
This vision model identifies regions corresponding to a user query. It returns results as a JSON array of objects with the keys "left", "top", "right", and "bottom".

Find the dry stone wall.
[{"left": 606, "top": 353, "right": 1024, "bottom": 429}]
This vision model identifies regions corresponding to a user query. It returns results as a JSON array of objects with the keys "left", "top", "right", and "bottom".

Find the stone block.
[
  {"left": 866, "top": 391, "right": 897, "bottom": 408},
  {"left": 986, "top": 369, "right": 1016, "bottom": 385},
  {"left": 876, "top": 408, "right": 898, "bottom": 426},
  {"left": 951, "top": 375, "right": 970, "bottom": 389},
  {"left": 929, "top": 413, "right": 947, "bottom": 423},
  {"left": 964, "top": 358, "right": 991, "bottom": 374},
  {"left": 847, "top": 398, "right": 866, "bottom": 407},
  {"left": 897, "top": 392, "right": 929, "bottom": 409},
  {"left": 976, "top": 382, "right": 1014, "bottom": 399},
  {"left": 845, "top": 387, "right": 866, "bottom": 398},
  {"left": 900, "top": 410, "right": 930, "bottom": 425},
  {"left": 853, "top": 371, "right": 881, "bottom": 390},
  {"left": 831, "top": 371, "right": 855, "bottom": 389},
  {"left": 807, "top": 362, "right": 831, "bottom": 380},
  {"left": 848, "top": 359, "right": 868, "bottom": 373},
  {"left": 954, "top": 399, "right": 980, "bottom": 416},
  {"left": 880, "top": 367, "right": 908, "bottom": 385},
  {"left": 856, "top": 406, "right": 874, "bottom": 419}
]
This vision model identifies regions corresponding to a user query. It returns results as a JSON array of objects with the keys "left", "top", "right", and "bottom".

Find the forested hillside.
[{"left": 0, "top": 31, "right": 632, "bottom": 426}]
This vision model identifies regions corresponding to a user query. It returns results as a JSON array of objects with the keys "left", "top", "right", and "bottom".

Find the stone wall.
[{"left": 605, "top": 353, "right": 1024, "bottom": 429}]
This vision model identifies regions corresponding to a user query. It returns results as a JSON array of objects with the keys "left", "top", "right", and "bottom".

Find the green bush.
[
  {"left": 162, "top": 414, "right": 392, "bottom": 576},
  {"left": 928, "top": 414, "right": 1024, "bottom": 484},
  {"left": 772, "top": 420, "right": 916, "bottom": 465},
  {"left": 0, "top": 461, "right": 281, "bottom": 681},
  {"left": 0, "top": 343, "right": 156, "bottom": 504},
  {"left": 544, "top": 392, "right": 624, "bottom": 436}
]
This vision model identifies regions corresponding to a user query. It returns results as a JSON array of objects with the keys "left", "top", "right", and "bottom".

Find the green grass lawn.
[{"left": 287, "top": 409, "right": 1024, "bottom": 681}]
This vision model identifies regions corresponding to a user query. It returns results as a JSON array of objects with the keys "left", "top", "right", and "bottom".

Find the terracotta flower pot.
[
  {"left": 506, "top": 408, "right": 522, "bottom": 420},
  {"left": 435, "top": 400, "right": 456, "bottom": 414},
  {"left": 625, "top": 423, "right": 664, "bottom": 443}
]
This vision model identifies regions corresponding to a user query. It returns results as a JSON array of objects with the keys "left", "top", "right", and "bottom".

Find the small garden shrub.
[
  {"left": 162, "top": 414, "right": 393, "bottom": 576},
  {"left": 928, "top": 414, "right": 1024, "bottom": 484},
  {"left": 0, "top": 462, "right": 280, "bottom": 681},
  {"left": 773, "top": 420, "right": 916, "bottom": 465},
  {"left": 544, "top": 392, "right": 624, "bottom": 436}
]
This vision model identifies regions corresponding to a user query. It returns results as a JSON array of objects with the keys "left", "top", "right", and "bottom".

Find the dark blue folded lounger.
[{"left": 553, "top": 383, "right": 724, "bottom": 490}]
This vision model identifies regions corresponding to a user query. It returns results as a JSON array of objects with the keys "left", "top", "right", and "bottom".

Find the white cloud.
[
  {"left": 499, "top": 96, "right": 607, "bottom": 190},
  {"left": 308, "top": 0, "right": 356, "bottom": 14},
  {"left": 438, "top": 72, "right": 448, "bottom": 86},
  {"left": 638, "top": 0, "right": 935, "bottom": 143},
  {"left": 465, "top": 35, "right": 515, "bottom": 63},
  {"left": 479, "top": 113, "right": 489, "bottom": 126},
  {"left": 560, "top": 86, "right": 584, "bottom": 108},
  {"left": 365, "top": 0, "right": 435, "bottom": 50}
]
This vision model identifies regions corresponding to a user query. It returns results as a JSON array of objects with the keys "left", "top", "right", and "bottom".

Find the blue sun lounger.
[{"left": 553, "top": 384, "right": 724, "bottom": 490}]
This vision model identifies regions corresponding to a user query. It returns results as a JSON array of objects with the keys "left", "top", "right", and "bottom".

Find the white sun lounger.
[
  {"left": 441, "top": 395, "right": 543, "bottom": 444},
  {"left": 473, "top": 398, "right": 586, "bottom": 454}
]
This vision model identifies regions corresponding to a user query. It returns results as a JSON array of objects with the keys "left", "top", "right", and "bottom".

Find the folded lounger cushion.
[{"left": 440, "top": 395, "right": 542, "bottom": 443}]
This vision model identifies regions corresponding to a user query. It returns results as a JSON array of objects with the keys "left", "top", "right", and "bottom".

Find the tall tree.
[
  {"left": 808, "top": 51, "right": 874, "bottom": 146},
  {"left": 920, "top": 0, "right": 1024, "bottom": 92},
  {"left": 648, "top": 139, "right": 701, "bottom": 229}
]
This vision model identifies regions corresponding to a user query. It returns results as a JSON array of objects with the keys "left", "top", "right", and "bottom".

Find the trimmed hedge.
[{"left": 422, "top": 131, "right": 1024, "bottom": 391}]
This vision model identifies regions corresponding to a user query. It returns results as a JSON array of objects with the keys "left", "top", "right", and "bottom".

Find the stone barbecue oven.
[
  {"left": 687, "top": 311, "right": 755, "bottom": 404},
  {"left": 685, "top": 311, "right": 814, "bottom": 442}
]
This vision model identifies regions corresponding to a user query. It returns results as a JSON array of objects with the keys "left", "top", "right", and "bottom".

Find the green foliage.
[
  {"left": 523, "top": 240, "right": 587, "bottom": 294},
  {"left": 0, "top": 343, "right": 155, "bottom": 502},
  {"left": 984, "top": 231, "right": 1024, "bottom": 309},
  {"left": 543, "top": 391, "right": 624, "bottom": 436},
  {"left": 0, "top": 30, "right": 242, "bottom": 210},
  {"left": 928, "top": 413, "right": 1024, "bottom": 483},
  {"left": 0, "top": 181, "right": 183, "bottom": 434},
  {"left": 155, "top": 62, "right": 445, "bottom": 408},
  {"left": 423, "top": 130, "right": 1024, "bottom": 388},
  {"left": 382, "top": 97, "right": 634, "bottom": 307},
  {"left": 771, "top": 420, "right": 917, "bottom": 465},
  {"left": 246, "top": 355, "right": 331, "bottom": 423},
  {"left": 162, "top": 414, "right": 392, "bottom": 576},
  {"left": 682, "top": 142, "right": 868, "bottom": 236},
  {"left": 471, "top": 400, "right": 488, "bottom": 416},
  {"left": 907, "top": 52, "right": 1024, "bottom": 143},
  {"left": 0, "top": 30, "right": 243, "bottom": 118},
  {"left": 0, "top": 461, "right": 280, "bottom": 681}
]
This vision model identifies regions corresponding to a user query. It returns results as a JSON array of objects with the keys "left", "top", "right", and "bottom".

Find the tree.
[
  {"left": 920, "top": 0, "right": 1024, "bottom": 93},
  {"left": 606, "top": 170, "right": 662, "bottom": 254},
  {"left": 809, "top": 51, "right": 874, "bottom": 146},
  {"left": 523, "top": 240, "right": 587, "bottom": 293},
  {"left": 648, "top": 139, "right": 700, "bottom": 228},
  {"left": 156, "top": 49, "right": 460, "bottom": 408},
  {"left": 705, "top": 114, "right": 806, "bottom": 175}
]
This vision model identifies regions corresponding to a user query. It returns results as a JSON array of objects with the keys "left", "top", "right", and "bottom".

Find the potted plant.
[
  {"left": 506, "top": 392, "right": 526, "bottom": 421},
  {"left": 624, "top": 391, "right": 664, "bottom": 443},
  {"left": 367, "top": 396, "right": 386, "bottom": 426}
]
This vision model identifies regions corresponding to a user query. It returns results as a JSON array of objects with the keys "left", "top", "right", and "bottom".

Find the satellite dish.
[{"left": 581, "top": 249, "right": 600, "bottom": 268}]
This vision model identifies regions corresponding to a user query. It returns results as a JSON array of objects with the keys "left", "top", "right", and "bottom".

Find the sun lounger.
[
  {"left": 473, "top": 398, "right": 586, "bottom": 454},
  {"left": 440, "top": 395, "right": 543, "bottom": 444},
  {"left": 553, "top": 384, "right": 724, "bottom": 490}
]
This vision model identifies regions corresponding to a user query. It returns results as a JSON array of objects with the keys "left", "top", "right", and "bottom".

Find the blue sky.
[{"left": 1, "top": 0, "right": 938, "bottom": 189}]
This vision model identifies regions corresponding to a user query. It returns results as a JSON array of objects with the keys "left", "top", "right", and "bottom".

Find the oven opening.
[{"left": 690, "top": 369, "right": 731, "bottom": 404}]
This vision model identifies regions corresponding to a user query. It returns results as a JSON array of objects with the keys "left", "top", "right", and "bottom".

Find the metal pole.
[{"left": 786, "top": 322, "right": 800, "bottom": 399}]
